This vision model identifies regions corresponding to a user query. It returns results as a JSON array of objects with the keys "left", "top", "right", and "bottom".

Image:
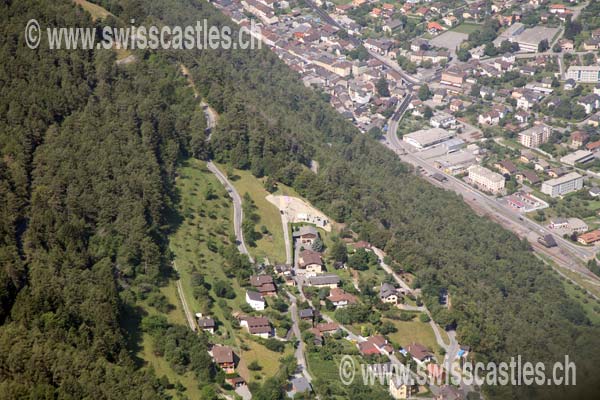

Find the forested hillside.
[
  {"left": 1, "top": 0, "right": 599, "bottom": 399},
  {"left": 0, "top": 0, "right": 210, "bottom": 397},
  {"left": 116, "top": 0, "right": 599, "bottom": 398}
]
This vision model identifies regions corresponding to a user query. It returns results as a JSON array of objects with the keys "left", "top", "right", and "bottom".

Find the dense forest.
[{"left": 1, "top": 0, "right": 599, "bottom": 399}]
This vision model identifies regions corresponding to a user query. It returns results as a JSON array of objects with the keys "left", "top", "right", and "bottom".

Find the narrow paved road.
[
  {"left": 207, "top": 161, "right": 254, "bottom": 264},
  {"left": 286, "top": 292, "right": 313, "bottom": 383}
]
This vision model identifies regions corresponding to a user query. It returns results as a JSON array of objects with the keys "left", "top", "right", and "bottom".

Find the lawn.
[
  {"left": 216, "top": 164, "right": 291, "bottom": 264},
  {"left": 237, "top": 338, "right": 293, "bottom": 383},
  {"left": 451, "top": 23, "right": 482, "bottom": 34},
  {"left": 169, "top": 159, "right": 246, "bottom": 339},
  {"left": 169, "top": 158, "right": 291, "bottom": 381},
  {"left": 385, "top": 318, "right": 443, "bottom": 359}
]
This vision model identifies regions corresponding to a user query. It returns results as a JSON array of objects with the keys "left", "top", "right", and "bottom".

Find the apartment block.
[{"left": 541, "top": 172, "right": 584, "bottom": 197}]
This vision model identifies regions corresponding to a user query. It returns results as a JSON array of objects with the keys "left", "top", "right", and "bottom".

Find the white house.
[{"left": 246, "top": 290, "right": 265, "bottom": 311}]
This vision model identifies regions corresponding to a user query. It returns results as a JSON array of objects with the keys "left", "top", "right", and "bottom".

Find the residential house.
[
  {"left": 430, "top": 112, "right": 456, "bottom": 129},
  {"left": 245, "top": 290, "right": 266, "bottom": 311},
  {"left": 494, "top": 160, "right": 517, "bottom": 176},
  {"left": 515, "top": 170, "right": 540, "bottom": 185},
  {"left": 327, "top": 287, "right": 358, "bottom": 308},
  {"left": 380, "top": 282, "right": 400, "bottom": 304},
  {"left": 577, "top": 94, "right": 600, "bottom": 114},
  {"left": 389, "top": 376, "right": 415, "bottom": 399},
  {"left": 534, "top": 159, "right": 550, "bottom": 172},
  {"left": 299, "top": 308, "right": 314, "bottom": 322},
  {"left": 240, "top": 316, "right": 272, "bottom": 338},
  {"left": 297, "top": 249, "right": 324, "bottom": 276},
  {"left": 427, "top": 21, "right": 445, "bottom": 34},
  {"left": 436, "top": 385, "right": 463, "bottom": 400},
  {"left": 578, "top": 230, "right": 600, "bottom": 245},
  {"left": 586, "top": 140, "right": 600, "bottom": 152},
  {"left": 211, "top": 345, "right": 235, "bottom": 373},
  {"left": 197, "top": 316, "right": 216, "bottom": 334},
  {"left": 520, "top": 150, "right": 537, "bottom": 163},
  {"left": 250, "top": 274, "right": 277, "bottom": 296},
  {"left": 571, "top": 131, "right": 589, "bottom": 148},
  {"left": 406, "top": 342, "right": 435, "bottom": 363},
  {"left": 369, "top": 335, "right": 394, "bottom": 355}
]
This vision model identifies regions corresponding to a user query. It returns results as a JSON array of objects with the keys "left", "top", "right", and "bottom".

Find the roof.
[
  {"left": 328, "top": 288, "right": 358, "bottom": 304},
  {"left": 498, "top": 160, "right": 517, "bottom": 174},
  {"left": 244, "top": 316, "right": 271, "bottom": 334},
  {"left": 299, "top": 308, "right": 314, "bottom": 318},
  {"left": 198, "top": 318, "right": 215, "bottom": 328},
  {"left": 293, "top": 225, "right": 318, "bottom": 238},
  {"left": 246, "top": 290, "right": 264, "bottom": 302},
  {"left": 380, "top": 282, "right": 397, "bottom": 298},
  {"left": 250, "top": 275, "right": 274, "bottom": 287},
  {"left": 212, "top": 345, "right": 234, "bottom": 364},
  {"left": 406, "top": 343, "right": 433, "bottom": 361},
  {"left": 578, "top": 230, "right": 600, "bottom": 244},
  {"left": 308, "top": 273, "right": 340, "bottom": 286},
  {"left": 542, "top": 172, "right": 583, "bottom": 187},
  {"left": 316, "top": 322, "right": 340, "bottom": 333},
  {"left": 290, "top": 376, "right": 312, "bottom": 393},
  {"left": 257, "top": 283, "right": 276, "bottom": 293},
  {"left": 299, "top": 250, "right": 323, "bottom": 267},
  {"left": 438, "top": 385, "right": 463, "bottom": 400},
  {"left": 358, "top": 341, "right": 380, "bottom": 355}
]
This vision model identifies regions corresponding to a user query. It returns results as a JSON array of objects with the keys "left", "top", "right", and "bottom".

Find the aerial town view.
[{"left": 2, "top": 0, "right": 600, "bottom": 399}]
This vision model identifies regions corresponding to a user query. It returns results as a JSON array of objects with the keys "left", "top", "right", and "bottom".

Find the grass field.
[
  {"left": 385, "top": 318, "right": 442, "bottom": 359},
  {"left": 237, "top": 338, "right": 293, "bottom": 382},
  {"left": 73, "top": 0, "right": 113, "bottom": 20},
  {"left": 216, "top": 164, "right": 292, "bottom": 264},
  {"left": 451, "top": 23, "right": 481, "bottom": 34},
  {"left": 168, "top": 158, "right": 291, "bottom": 382},
  {"left": 169, "top": 159, "right": 246, "bottom": 341}
]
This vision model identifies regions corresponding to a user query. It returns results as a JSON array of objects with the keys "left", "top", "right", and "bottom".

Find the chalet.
[
  {"left": 245, "top": 290, "right": 265, "bottom": 311},
  {"left": 327, "top": 287, "right": 358, "bottom": 308},
  {"left": 315, "top": 322, "right": 340, "bottom": 335},
  {"left": 250, "top": 274, "right": 277, "bottom": 296},
  {"left": 380, "top": 282, "right": 400, "bottom": 304},
  {"left": 240, "top": 316, "right": 272, "bottom": 338},
  {"left": 534, "top": 159, "right": 550, "bottom": 172},
  {"left": 297, "top": 249, "right": 323, "bottom": 276},
  {"left": 299, "top": 308, "right": 314, "bottom": 321},
  {"left": 211, "top": 345, "right": 235, "bottom": 373},
  {"left": 406, "top": 343, "right": 435, "bottom": 363},
  {"left": 197, "top": 316, "right": 216, "bottom": 334}
]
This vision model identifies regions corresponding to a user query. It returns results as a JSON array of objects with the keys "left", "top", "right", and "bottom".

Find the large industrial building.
[{"left": 403, "top": 128, "right": 454, "bottom": 149}]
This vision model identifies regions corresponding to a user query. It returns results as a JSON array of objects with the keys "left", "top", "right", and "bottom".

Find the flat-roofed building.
[
  {"left": 541, "top": 172, "right": 583, "bottom": 197},
  {"left": 467, "top": 165, "right": 505, "bottom": 194},
  {"left": 518, "top": 124, "right": 551, "bottom": 148},
  {"left": 403, "top": 128, "right": 453, "bottom": 149},
  {"left": 509, "top": 26, "right": 560, "bottom": 52},
  {"left": 560, "top": 150, "right": 595, "bottom": 166},
  {"left": 566, "top": 65, "right": 600, "bottom": 83}
]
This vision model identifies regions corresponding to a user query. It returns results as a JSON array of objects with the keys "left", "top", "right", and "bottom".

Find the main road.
[{"left": 384, "top": 108, "right": 598, "bottom": 280}]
